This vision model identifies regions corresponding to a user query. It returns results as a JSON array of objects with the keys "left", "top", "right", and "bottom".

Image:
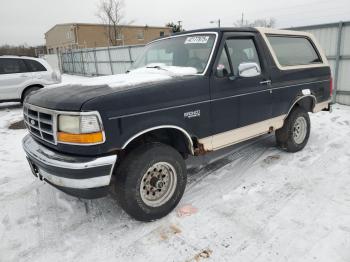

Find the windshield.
[{"left": 131, "top": 34, "right": 217, "bottom": 74}]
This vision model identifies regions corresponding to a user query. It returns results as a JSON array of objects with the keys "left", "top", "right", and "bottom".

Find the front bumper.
[{"left": 22, "top": 134, "right": 117, "bottom": 199}]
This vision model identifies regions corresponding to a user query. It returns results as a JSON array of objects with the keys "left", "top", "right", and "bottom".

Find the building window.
[
  {"left": 116, "top": 32, "right": 124, "bottom": 40},
  {"left": 160, "top": 31, "right": 165, "bottom": 37},
  {"left": 66, "top": 31, "right": 72, "bottom": 40},
  {"left": 136, "top": 31, "right": 144, "bottom": 40}
]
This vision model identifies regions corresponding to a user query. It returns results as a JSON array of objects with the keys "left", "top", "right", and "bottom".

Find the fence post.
[
  {"left": 80, "top": 49, "right": 86, "bottom": 76},
  {"left": 333, "top": 21, "right": 343, "bottom": 103},
  {"left": 107, "top": 46, "right": 114, "bottom": 75},
  {"left": 57, "top": 52, "right": 62, "bottom": 73},
  {"left": 128, "top": 46, "right": 133, "bottom": 63},
  {"left": 93, "top": 48, "right": 99, "bottom": 76},
  {"left": 70, "top": 49, "right": 75, "bottom": 74}
]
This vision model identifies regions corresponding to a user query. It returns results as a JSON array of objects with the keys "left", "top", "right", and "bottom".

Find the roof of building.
[{"left": 45, "top": 23, "right": 172, "bottom": 34}]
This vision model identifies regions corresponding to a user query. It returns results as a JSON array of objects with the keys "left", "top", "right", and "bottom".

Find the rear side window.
[
  {"left": 0, "top": 58, "right": 27, "bottom": 74},
  {"left": 24, "top": 59, "right": 47, "bottom": 72},
  {"left": 267, "top": 36, "right": 322, "bottom": 67}
]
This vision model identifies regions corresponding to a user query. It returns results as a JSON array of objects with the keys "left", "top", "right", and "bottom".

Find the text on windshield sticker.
[{"left": 184, "top": 36, "right": 210, "bottom": 44}]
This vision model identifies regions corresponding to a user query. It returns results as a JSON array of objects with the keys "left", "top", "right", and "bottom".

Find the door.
[
  {"left": 0, "top": 58, "right": 31, "bottom": 100},
  {"left": 208, "top": 33, "right": 272, "bottom": 150}
]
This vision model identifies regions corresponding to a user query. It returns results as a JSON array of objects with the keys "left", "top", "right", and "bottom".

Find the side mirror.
[
  {"left": 238, "top": 62, "right": 261, "bottom": 78},
  {"left": 216, "top": 65, "right": 229, "bottom": 78}
]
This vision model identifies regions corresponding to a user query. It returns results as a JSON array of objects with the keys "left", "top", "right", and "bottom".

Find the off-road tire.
[
  {"left": 115, "top": 143, "right": 187, "bottom": 222},
  {"left": 276, "top": 107, "right": 310, "bottom": 152}
]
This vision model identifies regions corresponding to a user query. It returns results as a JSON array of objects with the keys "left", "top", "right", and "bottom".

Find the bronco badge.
[{"left": 184, "top": 110, "right": 200, "bottom": 119}]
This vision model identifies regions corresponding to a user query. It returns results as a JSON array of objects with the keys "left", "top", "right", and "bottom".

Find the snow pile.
[
  {"left": 0, "top": 100, "right": 350, "bottom": 262},
  {"left": 49, "top": 66, "right": 197, "bottom": 91}
]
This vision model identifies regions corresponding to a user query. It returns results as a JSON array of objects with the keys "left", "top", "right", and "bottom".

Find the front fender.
[{"left": 107, "top": 111, "right": 195, "bottom": 153}]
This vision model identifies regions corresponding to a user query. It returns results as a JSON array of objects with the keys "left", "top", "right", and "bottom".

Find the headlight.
[{"left": 57, "top": 114, "right": 104, "bottom": 144}]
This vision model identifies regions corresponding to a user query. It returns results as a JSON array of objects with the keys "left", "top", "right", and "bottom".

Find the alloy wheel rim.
[{"left": 140, "top": 162, "right": 177, "bottom": 207}]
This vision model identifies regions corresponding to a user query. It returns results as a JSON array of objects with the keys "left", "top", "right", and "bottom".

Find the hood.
[{"left": 25, "top": 67, "right": 197, "bottom": 111}]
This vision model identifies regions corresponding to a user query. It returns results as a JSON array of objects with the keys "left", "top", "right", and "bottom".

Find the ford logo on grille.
[{"left": 30, "top": 120, "right": 35, "bottom": 125}]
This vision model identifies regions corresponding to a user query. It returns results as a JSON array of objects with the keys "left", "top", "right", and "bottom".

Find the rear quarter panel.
[{"left": 256, "top": 28, "right": 331, "bottom": 117}]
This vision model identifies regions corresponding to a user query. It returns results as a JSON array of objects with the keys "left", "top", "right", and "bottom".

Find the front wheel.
[
  {"left": 276, "top": 107, "right": 311, "bottom": 152},
  {"left": 115, "top": 143, "right": 187, "bottom": 221}
]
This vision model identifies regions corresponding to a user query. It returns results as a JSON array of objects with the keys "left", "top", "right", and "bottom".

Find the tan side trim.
[
  {"left": 313, "top": 100, "right": 331, "bottom": 113},
  {"left": 199, "top": 115, "right": 286, "bottom": 151}
]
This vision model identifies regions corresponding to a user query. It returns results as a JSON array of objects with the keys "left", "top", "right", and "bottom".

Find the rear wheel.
[
  {"left": 115, "top": 143, "right": 187, "bottom": 221},
  {"left": 276, "top": 107, "right": 310, "bottom": 152}
]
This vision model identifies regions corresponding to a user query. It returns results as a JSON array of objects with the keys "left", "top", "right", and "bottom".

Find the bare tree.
[
  {"left": 0, "top": 44, "right": 45, "bottom": 57},
  {"left": 97, "top": 0, "right": 125, "bottom": 46},
  {"left": 166, "top": 22, "right": 184, "bottom": 33},
  {"left": 234, "top": 17, "right": 276, "bottom": 28}
]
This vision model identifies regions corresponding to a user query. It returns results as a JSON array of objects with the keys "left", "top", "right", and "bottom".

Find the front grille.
[{"left": 23, "top": 104, "right": 57, "bottom": 144}]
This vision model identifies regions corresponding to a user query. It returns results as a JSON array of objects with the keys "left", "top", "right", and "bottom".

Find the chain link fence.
[
  {"left": 290, "top": 21, "right": 350, "bottom": 105},
  {"left": 60, "top": 45, "right": 145, "bottom": 76}
]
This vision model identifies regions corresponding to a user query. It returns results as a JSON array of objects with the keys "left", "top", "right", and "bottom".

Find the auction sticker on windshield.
[{"left": 185, "top": 36, "right": 210, "bottom": 44}]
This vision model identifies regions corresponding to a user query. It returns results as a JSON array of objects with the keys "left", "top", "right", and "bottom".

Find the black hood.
[
  {"left": 26, "top": 84, "right": 116, "bottom": 111},
  {"left": 25, "top": 71, "right": 178, "bottom": 111}
]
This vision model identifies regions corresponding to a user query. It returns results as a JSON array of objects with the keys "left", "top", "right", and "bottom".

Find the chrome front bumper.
[{"left": 22, "top": 135, "right": 116, "bottom": 196}]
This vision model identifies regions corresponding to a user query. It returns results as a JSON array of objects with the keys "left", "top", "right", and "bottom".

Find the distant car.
[{"left": 0, "top": 56, "right": 61, "bottom": 103}]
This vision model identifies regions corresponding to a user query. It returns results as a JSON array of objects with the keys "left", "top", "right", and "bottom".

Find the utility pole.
[{"left": 241, "top": 12, "right": 244, "bottom": 26}]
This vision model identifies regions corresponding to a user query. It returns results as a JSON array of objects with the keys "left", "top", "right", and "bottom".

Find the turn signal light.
[{"left": 57, "top": 131, "right": 104, "bottom": 144}]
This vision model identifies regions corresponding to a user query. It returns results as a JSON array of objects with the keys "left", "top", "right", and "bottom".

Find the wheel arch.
[
  {"left": 121, "top": 125, "right": 195, "bottom": 155},
  {"left": 284, "top": 94, "right": 317, "bottom": 120},
  {"left": 21, "top": 84, "right": 44, "bottom": 102}
]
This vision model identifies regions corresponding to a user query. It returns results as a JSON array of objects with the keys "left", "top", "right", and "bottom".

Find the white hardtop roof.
[{"left": 255, "top": 27, "right": 313, "bottom": 38}]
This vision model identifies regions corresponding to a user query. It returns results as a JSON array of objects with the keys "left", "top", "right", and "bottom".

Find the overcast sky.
[{"left": 0, "top": 0, "right": 349, "bottom": 46}]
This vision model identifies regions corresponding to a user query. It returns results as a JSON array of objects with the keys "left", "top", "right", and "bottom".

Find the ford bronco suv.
[{"left": 22, "top": 27, "right": 332, "bottom": 221}]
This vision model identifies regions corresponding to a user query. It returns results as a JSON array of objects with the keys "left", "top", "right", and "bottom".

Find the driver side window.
[{"left": 226, "top": 38, "right": 261, "bottom": 75}]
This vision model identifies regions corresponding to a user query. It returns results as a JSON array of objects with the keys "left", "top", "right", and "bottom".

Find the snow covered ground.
[{"left": 0, "top": 75, "right": 350, "bottom": 262}]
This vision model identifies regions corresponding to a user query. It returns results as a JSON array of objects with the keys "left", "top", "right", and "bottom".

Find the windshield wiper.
[{"left": 146, "top": 65, "right": 169, "bottom": 71}]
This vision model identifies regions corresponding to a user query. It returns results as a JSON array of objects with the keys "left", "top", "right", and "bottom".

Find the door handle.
[
  {"left": 20, "top": 74, "right": 28, "bottom": 78},
  {"left": 260, "top": 80, "right": 272, "bottom": 85}
]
